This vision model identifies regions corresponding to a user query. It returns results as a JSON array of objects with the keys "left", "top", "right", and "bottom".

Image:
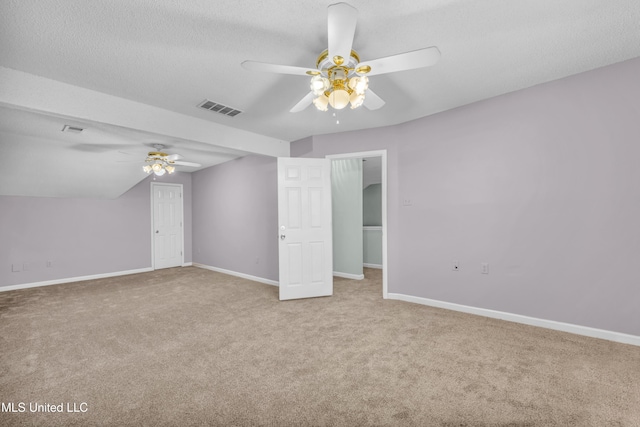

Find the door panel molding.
[{"left": 278, "top": 157, "right": 333, "bottom": 301}]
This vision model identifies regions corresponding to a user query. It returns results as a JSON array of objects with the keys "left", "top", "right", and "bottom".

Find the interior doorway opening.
[{"left": 326, "top": 150, "right": 388, "bottom": 298}]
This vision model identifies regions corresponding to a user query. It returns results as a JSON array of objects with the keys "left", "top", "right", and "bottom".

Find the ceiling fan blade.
[
  {"left": 357, "top": 46, "right": 441, "bottom": 76},
  {"left": 290, "top": 92, "right": 315, "bottom": 113},
  {"left": 165, "top": 153, "right": 182, "bottom": 161},
  {"left": 172, "top": 161, "right": 202, "bottom": 167},
  {"left": 241, "top": 60, "right": 312, "bottom": 76},
  {"left": 363, "top": 89, "right": 385, "bottom": 110},
  {"left": 327, "top": 2, "right": 358, "bottom": 65}
]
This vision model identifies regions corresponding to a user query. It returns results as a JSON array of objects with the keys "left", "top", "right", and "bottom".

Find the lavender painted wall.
[
  {"left": 0, "top": 172, "right": 192, "bottom": 288},
  {"left": 192, "top": 155, "right": 279, "bottom": 281},
  {"left": 293, "top": 57, "right": 640, "bottom": 336}
]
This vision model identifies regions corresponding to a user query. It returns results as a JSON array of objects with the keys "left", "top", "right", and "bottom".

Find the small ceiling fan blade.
[
  {"left": 357, "top": 46, "right": 441, "bottom": 76},
  {"left": 327, "top": 2, "right": 358, "bottom": 65},
  {"left": 172, "top": 160, "right": 202, "bottom": 168},
  {"left": 363, "top": 89, "right": 385, "bottom": 110},
  {"left": 290, "top": 92, "right": 315, "bottom": 113},
  {"left": 165, "top": 153, "right": 183, "bottom": 161},
  {"left": 241, "top": 60, "right": 312, "bottom": 76}
]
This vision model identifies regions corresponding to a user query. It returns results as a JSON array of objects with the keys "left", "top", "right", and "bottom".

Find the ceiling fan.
[
  {"left": 241, "top": 2, "right": 440, "bottom": 113},
  {"left": 142, "top": 144, "right": 202, "bottom": 176}
]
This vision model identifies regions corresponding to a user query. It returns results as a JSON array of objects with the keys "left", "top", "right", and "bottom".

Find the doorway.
[
  {"left": 151, "top": 182, "right": 184, "bottom": 270},
  {"left": 326, "top": 150, "right": 388, "bottom": 298}
]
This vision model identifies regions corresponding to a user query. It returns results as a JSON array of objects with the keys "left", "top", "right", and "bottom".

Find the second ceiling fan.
[{"left": 241, "top": 2, "right": 440, "bottom": 113}]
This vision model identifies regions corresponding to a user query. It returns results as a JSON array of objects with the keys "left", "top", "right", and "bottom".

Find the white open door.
[
  {"left": 278, "top": 157, "right": 333, "bottom": 300},
  {"left": 151, "top": 183, "right": 184, "bottom": 269}
]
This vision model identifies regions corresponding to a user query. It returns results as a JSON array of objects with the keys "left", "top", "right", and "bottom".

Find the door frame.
[
  {"left": 150, "top": 182, "right": 184, "bottom": 270},
  {"left": 326, "top": 150, "right": 388, "bottom": 299}
]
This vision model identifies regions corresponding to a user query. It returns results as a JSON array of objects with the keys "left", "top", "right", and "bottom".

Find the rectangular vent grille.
[
  {"left": 61, "top": 125, "right": 84, "bottom": 133},
  {"left": 198, "top": 100, "right": 242, "bottom": 117}
]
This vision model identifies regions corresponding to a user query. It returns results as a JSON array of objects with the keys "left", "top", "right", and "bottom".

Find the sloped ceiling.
[
  {"left": 0, "top": 105, "right": 251, "bottom": 198},
  {"left": 1, "top": 0, "right": 639, "bottom": 198}
]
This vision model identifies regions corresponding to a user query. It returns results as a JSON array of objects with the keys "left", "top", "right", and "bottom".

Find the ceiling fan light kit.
[
  {"left": 309, "top": 50, "right": 369, "bottom": 111},
  {"left": 241, "top": 2, "right": 440, "bottom": 114},
  {"left": 142, "top": 144, "right": 201, "bottom": 176},
  {"left": 143, "top": 152, "right": 177, "bottom": 176}
]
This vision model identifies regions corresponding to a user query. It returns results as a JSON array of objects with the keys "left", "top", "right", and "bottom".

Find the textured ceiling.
[{"left": 1, "top": 0, "right": 640, "bottom": 197}]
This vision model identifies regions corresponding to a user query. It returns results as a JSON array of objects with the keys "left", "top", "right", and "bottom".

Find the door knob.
[
  {"left": 156, "top": 230, "right": 159, "bottom": 233},
  {"left": 280, "top": 234, "right": 286, "bottom": 240}
]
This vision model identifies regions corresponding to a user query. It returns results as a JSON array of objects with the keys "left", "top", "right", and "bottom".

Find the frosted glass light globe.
[
  {"left": 349, "top": 76, "right": 369, "bottom": 95},
  {"left": 313, "top": 95, "right": 329, "bottom": 111},
  {"left": 310, "top": 76, "right": 329, "bottom": 96},
  {"left": 328, "top": 89, "right": 350, "bottom": 110},
  {"left": 350, "top": 92, "right": 365, "bottom": 109}
]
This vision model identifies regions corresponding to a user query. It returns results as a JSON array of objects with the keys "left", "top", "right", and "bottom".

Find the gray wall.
[
  {"left": 363, "top": 184, "right": 382, "bottom": 226},
  {"left": 363, "top": 229, "right": 382, "bottom": 266},
  {"left": 191, "top": 155, "right": 279, "bottom": 281},
  {"left": 292, "top": 57, "right": 640, "bottom": 336},
  {"left": 0, "top": 172, "right": 193, "bottom": 288},
  {"left": 363, "top": 184, "right": 383, "bottom": 266},
  {"left": 331, "top": 158, "right": 363, "bottom": 277}
]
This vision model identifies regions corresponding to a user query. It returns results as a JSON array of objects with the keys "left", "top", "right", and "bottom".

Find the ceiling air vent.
[
  {"left": 198, "top": 100, "right": 243, "bottom": 117},
  {"left": 61, "top": 125, "right": 85, "bottom": 133}
]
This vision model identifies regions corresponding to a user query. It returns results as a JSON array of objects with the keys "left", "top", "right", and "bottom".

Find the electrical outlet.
[
  {"left": 481, "top": 263, "right": 489, "bottom": 274},
  {"left": 452, "top": 260, "right": 460, "bottom": 271},
  {"left": 402, "top": 199, "right": 413, "bottom": 206},
  {"left": 12, "top": 264, "right": 22, "bottom": 272}
]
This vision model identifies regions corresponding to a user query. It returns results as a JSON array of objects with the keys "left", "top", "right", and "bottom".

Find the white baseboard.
[
  {"left": 387, "top": 293, "right": 640, "bottom": 347},
  {"left": 0, "top": 267, "right": 154, "bottom": 292},
  {"left": 182, "top": 262, "right": 193, "bottom": 267},
  {"left": 363, "top": 263, "right": 383, "bottom": 269},
  {"left": 193, "top": 263, "right": 279, "bottom": 287},
  {"left": 333, "top": 271, "right": 365, "bottom": 280}
]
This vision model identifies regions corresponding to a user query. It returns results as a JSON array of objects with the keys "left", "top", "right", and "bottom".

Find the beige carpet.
[{"left": 1, "top": 267, "right": 639, "bottom": 426}]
